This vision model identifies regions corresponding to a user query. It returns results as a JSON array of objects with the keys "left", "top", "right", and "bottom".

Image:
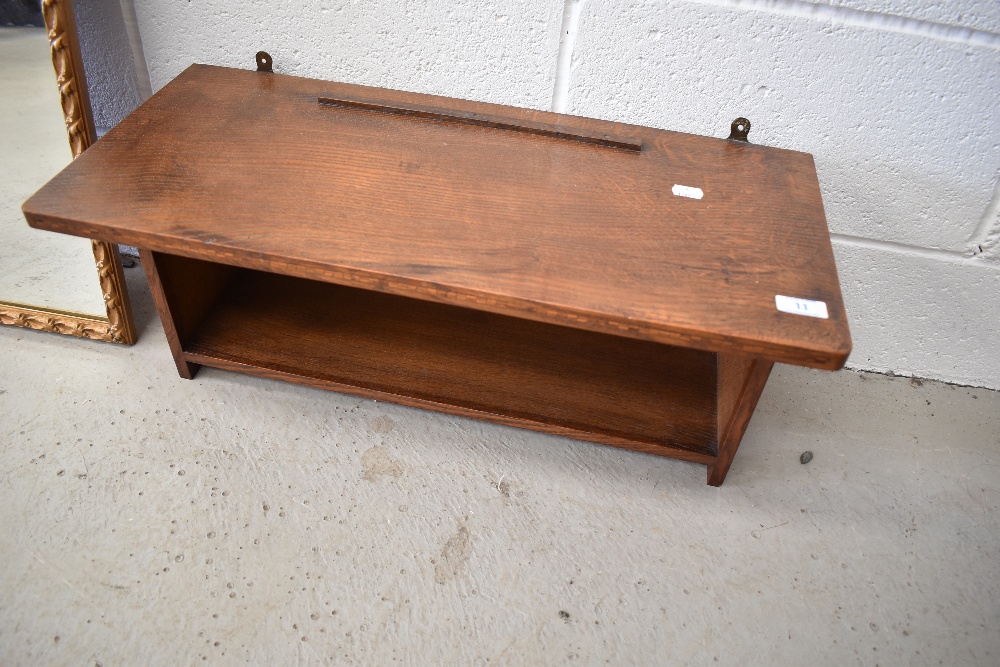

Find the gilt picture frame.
[{"left": 0, "top": 0, "right": 135, "bottom": 344}]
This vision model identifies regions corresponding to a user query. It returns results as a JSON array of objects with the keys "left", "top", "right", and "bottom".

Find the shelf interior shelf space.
[{"left": 183, "top": 268, "right": 719, "bottom": 456}]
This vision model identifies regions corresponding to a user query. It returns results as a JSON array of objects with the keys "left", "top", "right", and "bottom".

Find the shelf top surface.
[{"left": 24, "top": 64, "right": 851, "bottom": 368}]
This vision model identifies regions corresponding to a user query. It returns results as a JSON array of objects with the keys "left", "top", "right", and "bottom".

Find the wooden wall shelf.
[{"left": 23, "top": 63, "right": 851, "bottom": 485}]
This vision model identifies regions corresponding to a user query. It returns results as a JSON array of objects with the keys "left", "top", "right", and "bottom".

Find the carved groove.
[{"left": 0, "top": 303, "right": 116, "bottom": 342}]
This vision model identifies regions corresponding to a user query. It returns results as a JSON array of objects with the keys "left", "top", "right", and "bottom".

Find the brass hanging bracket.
[
  {"left": 727, "top": 117, "right": 751, "bottom": 143},
  {"left": 256, "top": 51, "right": 273, "bottom": 73}
]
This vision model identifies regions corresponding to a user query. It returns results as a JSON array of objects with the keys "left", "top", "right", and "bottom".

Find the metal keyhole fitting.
[
  {"left": 728, "top": 117, "right": 751, "bottom": 143},
  {"left": 256, "top": 51, "right": 273, "bottom": 72}
]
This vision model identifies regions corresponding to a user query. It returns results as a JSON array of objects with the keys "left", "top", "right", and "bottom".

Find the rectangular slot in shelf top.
[
  {"left": 21, "top": 63, "right": 851, "bottom": 369},
  {"left": 318, "top": 93, "right": 644, "bottom": 151}
]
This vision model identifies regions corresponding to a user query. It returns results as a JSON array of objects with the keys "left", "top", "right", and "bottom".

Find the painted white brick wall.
[
  {"left": 132, "top": 1, "right": 563, "bottom": 112},
  {"left": 568, "top": 1, "right": 1000, "bottom": 251},
  {"left": 828, "top": 0, "right": 1000, "bottom": 33},
  {"left": 91, "top": 0, "right": 1000, "bottom": 388},
  {"left": 74, "top": 0, "right": 145, "bottom": 132},
  {"left": 834, "top": 242, "right": 1000, "bottom": 389}
]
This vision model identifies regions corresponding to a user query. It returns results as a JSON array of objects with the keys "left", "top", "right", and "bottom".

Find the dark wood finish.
[
  {"left": 139, "top": 250, "right": 236, "bottom": 378},
  {"left": 21, "top": 64, "right": 852, "bottom": 484},
  {"left": 181, "top": 266, "right": 718, "bottom": 460},
  {"left": 318, "top": 93, "right": 643, "bottom": 151},
  {"left": 189, "top": 352, "right": 721, "bottom": 466},
  {"left": 23, "top": 64, "right": 851, "bottom": 369},
  {"left": 716, "top": 353, "right": 756, "bottom": 435},
  {"left": 708, "top": 355, "right": 774, "bottom": 486}
]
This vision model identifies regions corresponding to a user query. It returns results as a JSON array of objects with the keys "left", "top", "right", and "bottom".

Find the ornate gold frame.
[{"left": 0, "top": 0, "right": 135, "bottom": 344}]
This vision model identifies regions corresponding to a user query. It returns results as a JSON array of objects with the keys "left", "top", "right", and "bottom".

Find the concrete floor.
[{"left": 1, "top": 266, "right": 997, "bottom": 666}]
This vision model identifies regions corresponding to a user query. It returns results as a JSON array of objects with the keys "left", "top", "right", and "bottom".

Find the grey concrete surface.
[{"left": 1, "top": 266, "right": 997, "bottom": 665}]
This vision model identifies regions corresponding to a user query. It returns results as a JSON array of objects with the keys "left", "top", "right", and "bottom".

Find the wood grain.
[
  {"left": 140, "top": 250, "right": 236, "bottom": 378},
  {"left": 318, "top": 92, "right": 643, "bottom": 151},
  {"left": 183, "top": 267, "right": 719, "bottom": 460},
  {"left": 709, "top": 355, "right": 774, "bottom": 486},
  {"left": 23, "top": 64, "right": 851, "bottom": 369},
  {"left": 716, "top": 352, "right": 756, "bottom": 438},
  {"left": 21, "top": 64, "right": 853, "bottom": 484}
]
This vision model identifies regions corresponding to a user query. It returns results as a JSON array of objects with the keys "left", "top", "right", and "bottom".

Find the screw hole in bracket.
[
  {"left": 727, "top": 117, "right": 751, "bottom": 143},
  {"left": 256, "top": 51, "right": 273, "bottom": 73}
]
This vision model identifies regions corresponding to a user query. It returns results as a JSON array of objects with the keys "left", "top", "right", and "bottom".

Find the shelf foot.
[
  {"left": 139, "top": 249, "right": 235, "bottom": 380},
  {"left": 709, "top": 355, "right": 774, "bottom": 486}
]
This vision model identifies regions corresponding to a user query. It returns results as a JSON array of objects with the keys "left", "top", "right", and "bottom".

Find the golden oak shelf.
[{"left": 23, "top": 63, "right": 851, "bottom": 485}]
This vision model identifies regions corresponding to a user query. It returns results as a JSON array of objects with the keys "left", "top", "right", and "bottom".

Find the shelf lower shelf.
[
  {"left": 23, "top": 64, "right": 847, "bottom": 486},
  {"left": 182, "top": 268, "right": 720, "bottom": 462}
]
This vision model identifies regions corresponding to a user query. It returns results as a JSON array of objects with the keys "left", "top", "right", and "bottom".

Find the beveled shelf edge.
[
  {"left": 183, "top": 350, "right": 718, "bottom": 467},
  {"left": 21, "top": 208, "right": 850, "bottom": 371}
]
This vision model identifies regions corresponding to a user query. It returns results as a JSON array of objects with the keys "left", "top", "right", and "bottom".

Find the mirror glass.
[{"left": 1, "top": 26, "right": 106, "bottom": 315}]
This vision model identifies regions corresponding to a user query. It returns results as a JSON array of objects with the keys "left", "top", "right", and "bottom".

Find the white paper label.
[
  {"left": 775, "top": 295, "right": 829, "bottom": 319},
  {"left": 672, "top": 184, "right": 703, "bottom": 199}
]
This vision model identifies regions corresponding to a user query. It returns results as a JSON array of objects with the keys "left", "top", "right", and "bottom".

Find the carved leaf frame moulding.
[{"left": 0, "top": 0, "right": 135, "bottom": 344}]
